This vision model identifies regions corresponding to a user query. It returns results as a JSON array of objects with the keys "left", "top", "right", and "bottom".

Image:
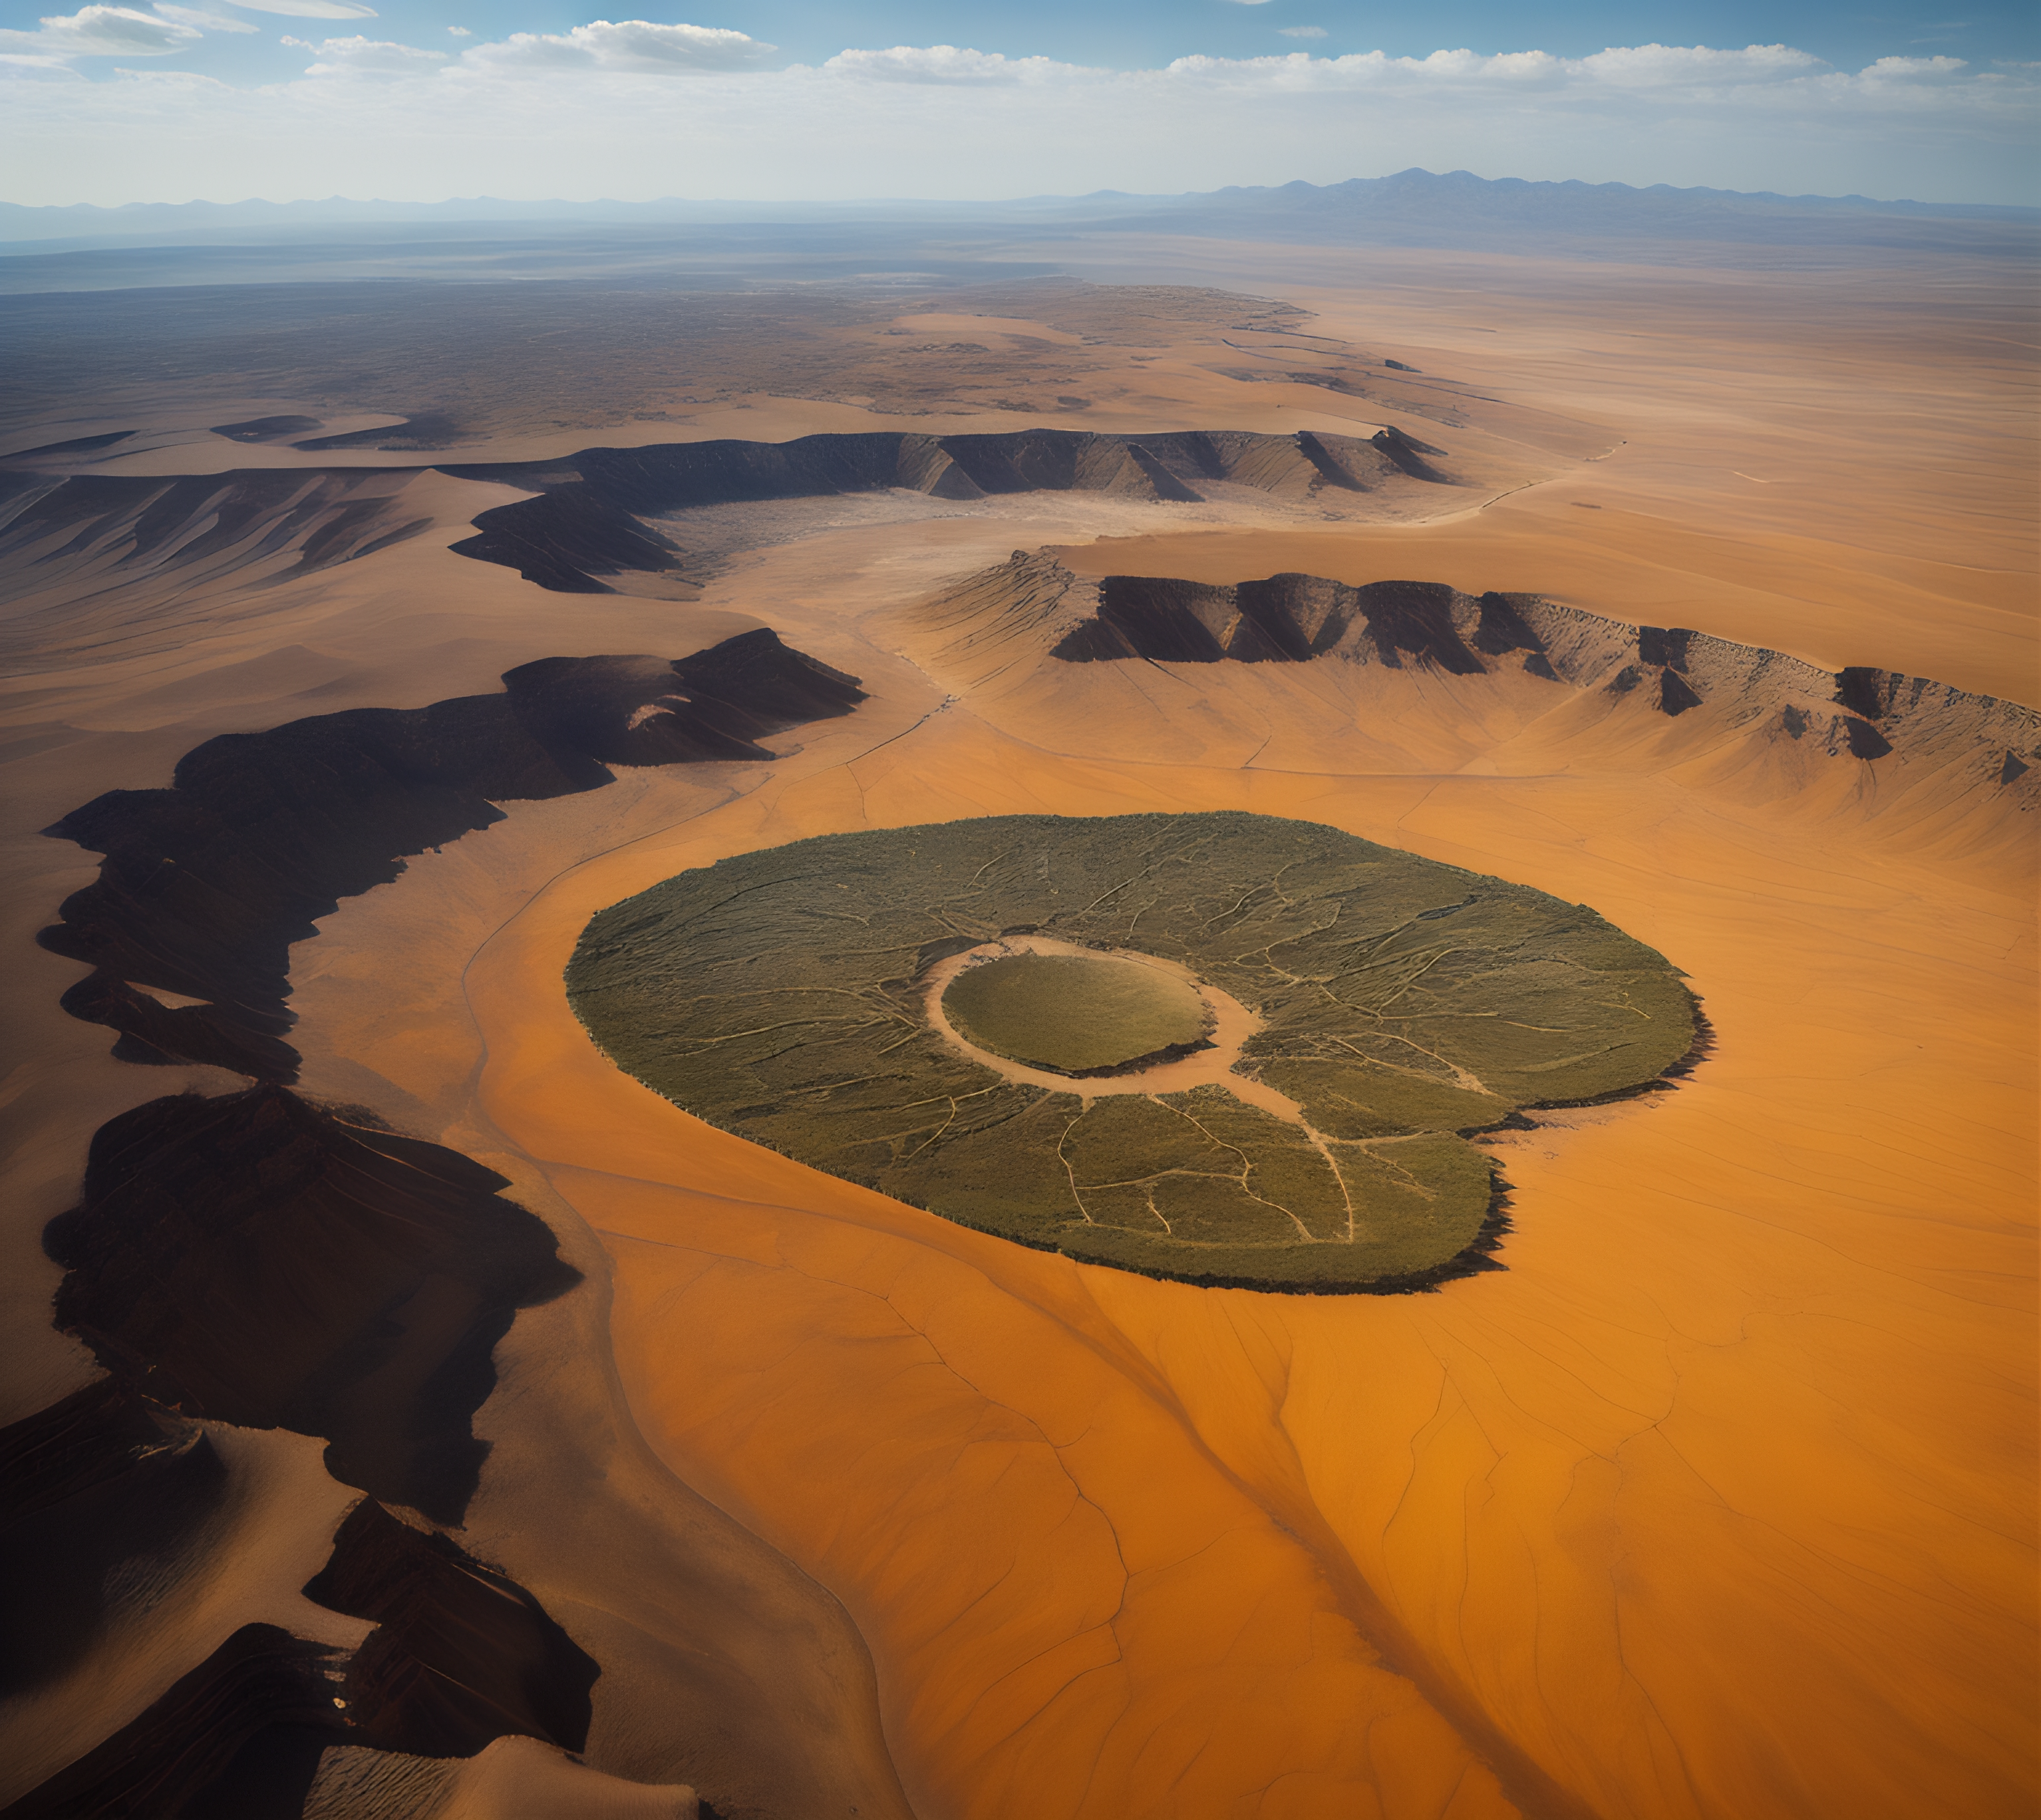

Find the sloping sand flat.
[{"left": 438, "top": 675, "right": 2030, "bottom": 1818}]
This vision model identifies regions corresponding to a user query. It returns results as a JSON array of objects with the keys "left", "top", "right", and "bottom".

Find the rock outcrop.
[
  {"left": 45, "top": 1088, "right": 581, "bottom": 1525},
  {"left": 442, "top": 426, "right": 1455, "bottom": 592},
  {"left": 39, "top": 631, "right": 865, "bottom": 1078}
]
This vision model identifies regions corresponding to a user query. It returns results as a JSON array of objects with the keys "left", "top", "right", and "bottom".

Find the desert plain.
[{"left": 0, "top": 211, "right": 2034, "bottom": 1820}]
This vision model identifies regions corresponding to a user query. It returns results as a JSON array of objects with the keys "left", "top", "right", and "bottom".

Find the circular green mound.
[
  {"left": 566, "top": 812, "right": 1698, "bottom": 1293},
  {"left": 941, "top": 952, "right": 1207, "bottom": 1076}
]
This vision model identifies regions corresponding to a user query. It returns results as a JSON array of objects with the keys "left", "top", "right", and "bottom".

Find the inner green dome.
[{"left": 941, "top": 953, "right": 1207, "bottom": 1076}]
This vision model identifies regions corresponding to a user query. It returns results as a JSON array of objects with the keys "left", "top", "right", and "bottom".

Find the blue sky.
[
  {"left": 5, "top": 2, "right": 2035, "bottom": 80},
  {"left": 2, "top": 3, "right": 2034, "bottom": 206}
]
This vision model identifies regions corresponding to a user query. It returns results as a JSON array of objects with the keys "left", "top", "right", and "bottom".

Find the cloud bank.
[
  {"left": 0, "top": 5, "right": 200, "bottom": 62},
  {"left": 463, "top": 21, "right": 776, "bottom": 74},
  {"left": 222, "top": 0, "right": 378, "bottom": 17},
  {"left": 0, "top": 16, "right": 2032, "bottom": 206}
]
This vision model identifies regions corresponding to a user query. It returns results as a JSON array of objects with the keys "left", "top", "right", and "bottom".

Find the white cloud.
[
  {"left": 224, "top": 0, "right": 376, "bottom": 15},
  {"left": 1859, "top": 54, "right": 1970, "bottom": 78},
  {"left": 823, "top": 44, "right": 1074, "bottom": 84},
  {"left": 1, "top": 39, "right": 2032, "bottom": 207},
  {"left": 446, "top": 23, "right": 468, "bottom": 36},
  {"left": 1152, "top": 43, "right": 1833, "bottom": 90},
  {"left": 1279, "top": 27, "right": 1327, "bottom": 40},
  {"left": 462, "top": 20, "right": 774, "bottom": 73},
  {"left": 1578, "top": 42, "right": 1824, "bottom": 86},
  {"left": 110, "top": 63, "right": 226, "bottom": 81},
  {"left": 154, "top": 2, "right": 257, "bottom": 29},
  {"left": 0, "top": 5, "right": 200, "bottom": 59},
  {"left": 288, "top": 31, "right": 441, "bottom": 73}
]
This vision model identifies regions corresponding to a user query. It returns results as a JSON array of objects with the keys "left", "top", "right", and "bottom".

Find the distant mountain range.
[{"left": 3, "top": 168, "right": 2032, "bottom": 248}]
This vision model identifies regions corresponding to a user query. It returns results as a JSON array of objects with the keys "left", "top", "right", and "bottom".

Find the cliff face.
[
  {"left": 45, "top": 1088, "right": 581, "bottom": 1527},
  {"left": 0, "top": 1379, "right": 228, "bottom": 1702},
  {"left": 0, "top": 1622, "right": 352, "bottom": 1820},
  {"left": 0, "top": 1491, "right": 606, "bottom": 1819},
  {"left": 1012, "top": 553, "right": 2038, "bottom": 790},
  {"left": 902, "top": 551, "right": 2038, "bottom": 868},
  {"left": 1, "top": 1084, "right": 615, "bottom": 1816},
  {"left": 11, "top": 609, "right": 887, "bottom": 1816},
  {"left": 441, "top": 425, "right": 1456, "bottom": 591},
  {"left": 39, "top": 631, "right": 865, "bottom": 1080},
  {"left": 301, "top": 1499, "right": 598, "bottom": 1759},
  {"left": 1054, "top": 573, "right": 1509, "bottom": 673}
]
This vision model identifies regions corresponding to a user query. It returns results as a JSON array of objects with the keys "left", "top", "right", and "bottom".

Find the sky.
[{"left": 1, "top": 1, "right": 2034, "bottom": 208}]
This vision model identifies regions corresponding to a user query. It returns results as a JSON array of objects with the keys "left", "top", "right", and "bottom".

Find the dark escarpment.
[
  {"left": 1054, "top": 573, "right": 1523, "bottom": 673},
  {"left": 0, "top": 1495, "right": 602, "bottom": 1819},
  {"left": 39, "top": 629, "right": 865, "bottom": 1080},
  {"left": 45, "top": 1088, "right": 581, "bottom": 1526},
  {"left": 0, "top": 1623, "right": 351, "bottom": 1820},
  {"left": 301, "top": 1497, "right": 598, "bottom": 1758},
  {"left": 17, "top": 621, "right": 876, "bottom": 1814},
  {"left": 452, "top": 482, "right": 687, "bottom": 595},
  {"left": 5, "top": 1087, "right": 607, "bottom": 1815},
  {"left": 1024, "top": 559, "right": 2041, "bottom": 791},
  {"left": 442, "top": 424, "right": 1454, "bottom": 592},
  {"left": 0, "top": 1379, "right": 228, "bottom": 1700}
]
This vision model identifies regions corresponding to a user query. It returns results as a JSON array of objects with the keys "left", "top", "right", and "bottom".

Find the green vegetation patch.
[
  {"left": 566, "top": 813, "right": 1697, "bottom": 1292},
  {"left": 941, "top": 952, "right": 1208, "bottom": 1074}
]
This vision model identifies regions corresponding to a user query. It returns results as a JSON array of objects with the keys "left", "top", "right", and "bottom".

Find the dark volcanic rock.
[
  {"left": 1835, "top": 665, "right": 1892, "bottom": 718},
  {"left": 1354, "top": 579, "right": 1486, "bottom": 672},
  {"left": 1658, "top": 669, "right": 1704, "bottom": 716},
  {"left": 444, "top": 427, "right": 1454, "bottom": 594},
  {"left": 0, "top": 1379, "right": 228, "bottom": 1698},
  {"left": 3, "top": 1490, "right": 612, "bottom": 1816},
  {"left": 1368, "top": 424, "right": 1449, "bottom": 480},
  {"left": 44, "top": 1087, "right": 581, "bottom": 1524},
  {"left": 1638, "top": 625, "right": 1694, "bottom": 671},
  {"left": 39, "top": 629, "right": 864, "bottom": 1078},
  {"left": 1086, "top": 577, "right": 1241, "bottom": 662},
  {"left": 3, "top": 1494, "right": 607, "bottom": 1817},
  {"left": 1028, "top": 561, "right": 2040, "bottom": 812},
  {"left": 0, "top": 1624, "right": 349, "bottom": 1820},
  {"left": 450, "top": 482, "right": 683, "bottom": 593},
  {"left": 1054, "top": 573, "right": 1503, "bottom": 675},
  {"left": 1468, "top": 591, "right": 1545, "bottom": 657},
  {"left": 18, "top": 626, "right": 865, "bottom": 1805},
  {"left": 302, "top": 1499, "right": 597, "bottom": 1758}
]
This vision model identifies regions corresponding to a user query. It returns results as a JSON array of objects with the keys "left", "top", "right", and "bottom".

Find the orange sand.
[
  {"left": 294, "top": 248, "right": 2036, "bottom": 1819},
  {"left": 4, "top": 248, "right": 2032, "bottom": 1816},
  {"left": 447, "top": 704, "right": 2032, "bottom": 1820}
]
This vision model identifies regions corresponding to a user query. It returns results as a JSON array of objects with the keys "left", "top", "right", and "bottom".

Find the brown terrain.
[{"left": 0, "top": 223, "right": 2033, "bottom": 1820}]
